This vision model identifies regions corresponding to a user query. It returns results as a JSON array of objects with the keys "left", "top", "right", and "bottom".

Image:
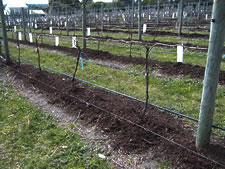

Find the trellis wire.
[
  {"left": 8, "top": 31, "right": 210, "bottom": 60},
  {"left": 8, "top": 54, "right": 225, "bottom": 132},
  {"left": 1, "top": 60, "right": 225, "bottom": 169}
]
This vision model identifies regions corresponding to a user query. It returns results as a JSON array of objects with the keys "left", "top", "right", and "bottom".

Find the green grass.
[
  {"left": 25, "top": 27, "right": 212, "bottom": 46},
  {"left": 6, "top": 31, "right": 225, "bottom": 70},
  {"left": 6, "top": 42, "right": 225, "bottom": 133},
  {"left": 0, "top": 81, "right": 111, "bottom": 168}
]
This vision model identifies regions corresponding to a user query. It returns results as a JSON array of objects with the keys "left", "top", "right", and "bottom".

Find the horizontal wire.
[
  {"left": 6, "top": 52, "right": 225, "bottom": 132},
  {"left": 1, "top": 60, "right": 225, "bottom": 168},
  {"left": 8, "top": 31, "right": 209, "bottom": 60},
  {"left": 17, "top": 30, "right": 208, "bottom": 51}
]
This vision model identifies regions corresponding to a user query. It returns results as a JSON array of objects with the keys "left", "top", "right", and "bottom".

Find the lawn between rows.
[
  {"left": 7, "top": 42, "right": 225, "bottom": 134},
  {"left": 6, "top": 31, "right": 225, "bottom": 70},
  {"left": 12, "top": 28, "right": 212, "bottom": 46},
  {"left": 0, "top": 79, "right": 111, "bottom": 169}
]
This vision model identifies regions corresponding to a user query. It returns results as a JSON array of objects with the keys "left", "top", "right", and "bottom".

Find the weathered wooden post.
[
  {"left": 157, "top": 0, "right": 160, "bottom": 24},
  {"left": 138, "top": 0, "right": 142, "bottom": 40},
  {"left": 131, "top": 0, "right": 134, "bottom": 28},
  {"left": 196, "top": 0, "right": 225, "bottom": 149},
  {"left": 101, "top": 2, "right": 104, "bottom": 32},
  {"left": 178, "top": 0, "right": 184, "bottom": 36},
  {"left": 66, "top": 6, "right": 69, "bottom": 36},
  {"left": 0, "top": 0, "right": 10, "bottom": 64},
  {"left": 82, "top": 0, "right": 86, "bottom": 49},
  {"left": 21, "top": 8, "right": 27, "bottom": 41},
  {"left": 198, "top": 0, "right": 201, "bottom": 19},
  {"left": 6, "top": 13, "right": 9, "bottom": 31},
  {"left": 28, "top": 7, "right": 32, "bottom": 33}
]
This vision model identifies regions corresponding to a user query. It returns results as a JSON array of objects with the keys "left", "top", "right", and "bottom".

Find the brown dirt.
[
  {"left": 3, "top": 60, "right": 225, "bottom": 169},
  {"left": 7, "top": 38, "right": 225, "bottom": 85}
]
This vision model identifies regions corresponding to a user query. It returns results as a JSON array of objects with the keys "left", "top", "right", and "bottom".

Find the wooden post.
[
  {"left": 28, "top": 8, "right": 32, "bottom": 33},
  {"left": 178, "top": 0, "right": 184, "bottom": 36},
  {"left": 66, "top": 7, "right": 69, "bottom": 36},
  {"left": 128, "top": 5, "right": 130, "bottom": 24},
  {"left": 36, "top": 35, "right": 41, "bottom": 72},
  {"left": 0, "top": 40, "right": 2, "bottom": 55},
  {"left": 131, "top": 0, "right": 134, "bottom": 28},
  {"left": 21, "top": 8, "right": 27, "bottom": 41},
  {"left": 6, "top": 13, "right": 9, "bottom": 31},
  {"left": 129, "top": 33, "right": 133, "bottom": 57},
  {"left": 198, "top": 0, "right": 201, "bottom": 19},
  {"left": 16, "top": 32, "right": 21, "bottom": 66},
  {"left": 72, "top": 46, "right": 81, "bottom": 86},
  {"left": 196, "top": 0, "right": 225, "bottom": 149},
  {"left": 108, "top": 7, "right": 111, "bottom": 25},
  {"left": 157, "top": 0, "right": 160, "bottom": 24},
  {"left": 97, "top": 31, "right": 100, "bottom": 51},
  {"left": 82, "top": 0, "right": 86, "bottom": 49},
  {"left": 0, "top": 0, "right": 10, "bottom": 64},
  {"left": 138, "top": 0, "right": 142, "bottom": 40},
  {"left": 101, "top": 2, "right": 104, "bottom": 32},
  {"left": 143, "top": 47, "right": 150, "bottom": 114},
  {"left": 94, "top": 8, "right": 97, "bottom": 29}
]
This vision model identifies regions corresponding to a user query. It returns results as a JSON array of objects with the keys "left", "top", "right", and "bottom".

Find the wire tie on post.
[
  {"left": 80, "top": 52, "right": 84, "bottom": 70},
  {"left": 79, "top": 52, "right": 91, "bottom": 70}
]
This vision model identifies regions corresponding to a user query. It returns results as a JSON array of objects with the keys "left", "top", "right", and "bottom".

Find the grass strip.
[
  {"left": 0, "top": 80, "right": 111, "bottom": 169},
  {"left": 7, "top": 31, "right": 225, "bottom": 70}
]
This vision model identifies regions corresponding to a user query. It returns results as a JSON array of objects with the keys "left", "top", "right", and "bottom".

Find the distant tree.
[
  {"left": 49, "top": 0, "right": 81, "bottom": 10},
  {"left": 116, "top": 0, "right": 133, "bottom": 7}
]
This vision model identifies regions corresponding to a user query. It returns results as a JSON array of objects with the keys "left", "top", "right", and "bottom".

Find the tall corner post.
[{"left": 196, "top": 0, "right": 225, "bottom": 149}]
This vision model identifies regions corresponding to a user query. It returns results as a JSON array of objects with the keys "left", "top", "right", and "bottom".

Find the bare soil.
[{"left": 2, "top": 60, "right": 225, "bottom": 169}]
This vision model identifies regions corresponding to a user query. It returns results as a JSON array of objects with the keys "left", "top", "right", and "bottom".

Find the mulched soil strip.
[
  {"left": 7, "top": 38, "right": 225, "bottom": 85},
  {"left": 4, "top": 61, "right": 225, "bottom": 169}
]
